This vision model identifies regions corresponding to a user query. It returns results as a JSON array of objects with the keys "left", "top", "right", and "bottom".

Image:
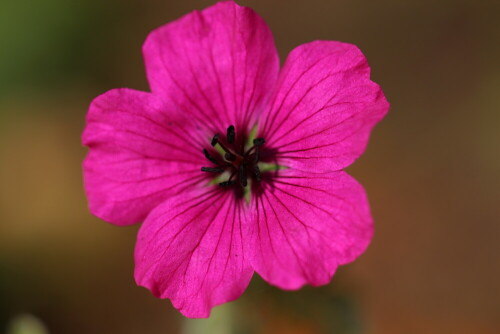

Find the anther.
[
  {"left": 226, "top": 125, "right": 235, "bottom": 144},
  {"left": 253, "top": 138, "right": 265, "bottom": 146},
  {"left": 203, "top": 126, "right": 267, "bottom": 189},
  {"left": 211, "top": 133, "right": 232, "bottom": 154},
  {"left": 203, "top": 149, "right": 218, "bottom": 165},
  {"left": 201, "top": 167, "right": 225, "bottom": 173},
  {"left": 219, "top": 180, "right": 235, "bottom": 187},
  {"left": 211, "top": 134, "right": 220, "bottom": 147}
]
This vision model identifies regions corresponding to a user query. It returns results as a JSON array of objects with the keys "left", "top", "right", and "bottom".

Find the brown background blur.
[{"left": 1, "top": 0, "right": 499, "bottom": 333}]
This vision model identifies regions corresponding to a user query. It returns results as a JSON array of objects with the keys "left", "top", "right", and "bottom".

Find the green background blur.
[{"left": 1, "top": 0, "right": 499, "bottom": 333}]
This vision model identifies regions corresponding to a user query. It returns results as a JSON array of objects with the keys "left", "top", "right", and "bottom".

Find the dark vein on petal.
[
  {"left": 99, "top": 168, "right": 200, "bottom": 184},
  {"left": 141, "top": 188, "right": 222, "bottom": 250},
  {"left": 150, "top": 194, "right": 227, "bottom": 295},
  {"left": 92, "top": 143, "right": 201, "bottom": 165},
  {"left": 272, "top": 184, "right": 340, "bottom": 226},
  {"left": 264, "top": 72, "right": 335, "bottom": 144},
  {"left": 242, "top": 33, "right": 268, "bottom": 129},
  {"left": 143, "top": 190, "right": 225, "bottom": 282},
  {"left": 211, "top": 197, "right": 239, "bottom": 293},
  {"left": 95, "top": 127, "right": 201, "bottom": 158},
  {"left": 179, "top": 194, "right": 229, "bottom": 288},
  {"left": 268, "top": 101, "right": 366, "bottom": 147},
  {"left": 256, "top": 194, "right": 279, "bottom": 275},
  {"left": 240, "top": 22, "right": 250, "bottom": 126},
  {"left": 272, "top": 180, "right": 369, "bottom": 254},
  {"left": 238, "top": 201, "right": 245, "bottom": 271},
  {"left": 262, "top": 191, "right": 309, "bottom": 282},
  {"left": 208, "top": 38, "right": 230, "bottom": 123},
  {"left": 267, "top": 189, "right": 319, "bottom": 241},
  {"left": 269, "top": 108, "right": 368, "bottom": 151},
  {"left": 182, "top": 46, "right": 225, "bottom": 128},
  {"left": 92, "top": 106, "right": 207, "bottom": 151},
  {"left": 272, "top": 179, "right": 352, "bottom": 208},
  {"left": 230, "top": 7, "right": 239, "bottom": 125},
  {"left": 195, "top": 194, "right": 233, "bottom": 296},
  {"left": 104, "top": 174, "right": 205, "bottom": 204},
  {"left": 273, "top": 121, "right": 366, "bottom": 155},
  {"left": 158, "top": 36, "right": 222, "bottom": 130},
  {"left": 91, "top": 155, "right": 193, "bottom": 167},
  {"left": 261, "top": 50, "right": 343, "bottom": 137},
  {"left": 268, "top": 189, "right": 331, "bottom": 278}
]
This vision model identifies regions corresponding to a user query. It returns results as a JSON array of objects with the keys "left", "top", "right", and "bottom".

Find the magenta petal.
[
  {"left": 260, "top": 41, "right": 389, "bottom": 172},
  {"left": 82, "top": 88, "right": 206, "bottom": 225},
  {"left": 249, "top": 170, "right": 373, "bottom": 289},
  {"left": 143, "top": 1, "right": 279, "bottom": 132},
  {"left": 134, "top": 189, "right": 253, "bottom": 318}
]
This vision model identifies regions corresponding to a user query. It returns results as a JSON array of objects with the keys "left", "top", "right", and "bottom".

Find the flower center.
[{"left": 201, "top": 125, "right": 265, "bottom": 188}]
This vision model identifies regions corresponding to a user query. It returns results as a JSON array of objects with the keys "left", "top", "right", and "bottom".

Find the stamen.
[
  {"left": 226, "top": 125, "right": 235, "bottom": 144},
  {"left": 203, "top": 149, "right": 218, "bottom": 165},
  {"left": 201, "top": 167, "right": 225, "bottom": 173},
  {"left": 224, "top": 152, "right": 236, "bottom": 161},
  {"left": 202, "top": 126, "right": 267, "bottom": 190},
  {"left": 211, "top": 133, "right": 232, "bottom": 154},
  {"left": 219, "top": 180, "right": 235, "bottom": 187},
  {"left": 239, "top": 165, "right": 247, "bottom": 187},
  {"left": 211, "top": 134, "right": 220, "bottom": 147},
  {"left": 253, "top": 138, "right": 265, "bottom": 146},
  {"left": 254, "top": 165, "right": 261, "bottom": 182},
  {"left": 254, "top": 150, "right": 259, "bottom": 163}
]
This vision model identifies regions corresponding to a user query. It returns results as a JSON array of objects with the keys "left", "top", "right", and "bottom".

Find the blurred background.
[{"left": 1, "top": 0, "right": 499, "bottom": 333}]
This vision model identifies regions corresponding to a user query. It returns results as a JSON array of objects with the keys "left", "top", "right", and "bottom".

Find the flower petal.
[
  {"left": 134, "top": 188, "right": 253, "bottom": 318},
  {"left": 249, "top": 170, "right": 373, "bottom": 289},
  {"left": 143, "top": 1, "right": 279, "bottom": 132},
  {"left": 82, "top": 88, "right": 207, "bottom": 225},
  {"left": 260, "top": 41, "right": 389, "bottom": 172}
]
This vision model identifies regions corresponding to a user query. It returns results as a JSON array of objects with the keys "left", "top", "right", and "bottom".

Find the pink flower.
[{"left": 82, "top": 1, "right": 389, "bottom": 318}]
